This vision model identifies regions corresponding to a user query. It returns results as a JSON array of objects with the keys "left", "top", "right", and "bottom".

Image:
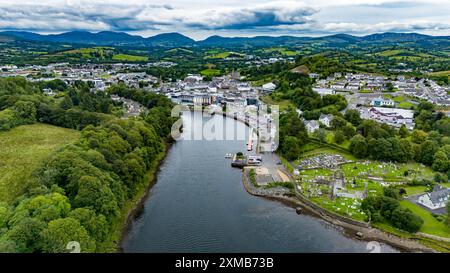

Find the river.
[{"left": 122, "top": 112, "right": 397, "bottom": 253}]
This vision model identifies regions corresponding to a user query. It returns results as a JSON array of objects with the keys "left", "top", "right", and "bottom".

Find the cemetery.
[{"left": 293, "top": 151, "right": 441, "bottom": 223}]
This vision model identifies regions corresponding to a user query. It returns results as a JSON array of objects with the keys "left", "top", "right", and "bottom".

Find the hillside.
[
  {"left": 0, "top": 124, "right": 80, "bottom": 203},
  {"left": 2, "top": 31, "right": 449, "bottom": 48},
  {"left": 1, "top": 31, "right": 195, "bottom": 47}
]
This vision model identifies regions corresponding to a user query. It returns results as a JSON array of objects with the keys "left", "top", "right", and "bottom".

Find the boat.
[
  {"left": 247, "top": 128, "right": 253, "bottom": 151},
  {"left": 225, "top": 153, "right": 232, "bottom": 158}
]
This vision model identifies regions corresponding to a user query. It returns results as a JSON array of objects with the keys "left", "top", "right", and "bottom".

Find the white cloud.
[
  {"left": 322, "top": 20, "right": 450, "bottom": 33},
  {"left": 0, "top": 0, "right": 448, "bottom": 37}
]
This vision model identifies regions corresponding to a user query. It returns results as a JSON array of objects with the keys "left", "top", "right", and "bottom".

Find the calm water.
[{"left": 122, "top": 112, "right": 397, "bottom": 253}]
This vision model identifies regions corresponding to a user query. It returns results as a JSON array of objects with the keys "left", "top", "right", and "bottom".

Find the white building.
[
  {"left": 330, "top": 83, "right": 346, "bottom": 90},
  {"left": 319, "top": 114, "right": 333, "bottom": 128},
  {"left": 313, "top": 88, "right": 335, "bottom": 96},
  {"left": 346, "top": 83, "right": 360, "bottom": 91},
  {"left": 305, "top": 120, "right": 320, "bottom": 133},
  {"left": 417, "top": 185, "right": 449, "bottom": 211},
  {"left": 362, "top": 107, "right": 415, "bottom": 130},
  {"left": 370, "top": 97, "right": 395, "bottom": 107},
  {"left": 262, "top": 82, "right": 276, "bottom": 92}
]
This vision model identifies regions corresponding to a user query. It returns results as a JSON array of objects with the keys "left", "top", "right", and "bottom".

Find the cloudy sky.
[{"left": 0, "top": 0, "right": 449, "bottom": 39}]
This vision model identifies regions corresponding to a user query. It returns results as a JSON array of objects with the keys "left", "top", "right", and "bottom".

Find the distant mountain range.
[
  {"left": 0, "top": 30, "right": 449, "bottom": 48},
  {"left": 0, "top": 31, "right": 195, "bottom": 47}
]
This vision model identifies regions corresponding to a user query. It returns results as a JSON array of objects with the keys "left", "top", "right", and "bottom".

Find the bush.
[
  {"left": 361, "top": 196, "right": 423, "bottom": 233},
  {"left": 390, "top": 207, "right": 423, "bottom": 233},
  {"left": 0, "top": 109, "right": 15, "bottom": 131},
  {"left": 383, "top": 187, "right": 401, "bottom": 200}
]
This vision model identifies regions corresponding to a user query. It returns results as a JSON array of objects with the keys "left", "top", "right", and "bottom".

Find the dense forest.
[{"left": 0, "top": 77, "right": 175, "bottom": 252}]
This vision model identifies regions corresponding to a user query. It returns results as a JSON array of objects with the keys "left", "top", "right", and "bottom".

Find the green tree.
[
  {"left": 68, "top": 208, "right": 108, "bottom": 241},
  {"left": 411, "top": 129, "right": 428, "bottom": 144},
  {"left": 383, "top": 187, "right": 400, "bottom": 200},
  {"left": 7, "top": 217, "right": 46, "bottom": 253},
  {"left": 23, "top": 193, "right": 71, "bottom": 222},
  {"left": 334, "top": 130, "right": 345, "bottom": 144},
  {"left": 73, "top": 176, "right": 119, "bottom": 217},
  {"left": 342, "top": 124, "right": 356, "bottom": 138},
  {"left": 59, "top": 95, "right": 73, "bottom": 110},
  {"left": 349, "top": 135, "right": 367, "bottom": 158},
  {"left": 398, "top": 125, "right": 409, "bottom": 138},
  {"left": 419, "top": 140, "right": 439, "bottom": 165},
  {"left": 12, "top": 100, "right": 36, "bottom": 123},
  {"left": 330, "top": 116, "right": 347, "bottom": 130},
  {"left": 282, "top": 136, "right": 301, "bottom": 160},
  {"left": 0, "top": 236, "right": 17, "bottom": 253},
  {"left": 432, "top": 151, "right": 449, "bottom": 172},
  {"left": 390, "top": 207, "right": 423, "bottom": 233},
  {"left": 344, "top": 109, "right": 362, "bottom": 126},
  {"left": 40, "top": 217, "right": 95, "bottom": 253}
]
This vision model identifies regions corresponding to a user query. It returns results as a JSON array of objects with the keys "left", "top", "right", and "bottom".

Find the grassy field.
[
  {"left": 403, "top": 185, "right": 429, "bottom": 196},
  {"left": 377, "top": 49, "right": 435, "bottom": 60},
  {"left": 428, "top": 70, "right": 450, "bottom": 77},
  {"left": 200, "top": 68, "right": 221, "bottom": 76},
  {"left": 372, "top": 222, "right": 450, "bottom": 252},
  {"left": 400, "top": 201, "right": 450, "bottom": 238},
  {"left": 0, "top": 124, "right": 80, "bottom": 203},
  {"left": 260, "top": 95, "right": 295, "bottom": 112},
  {"left": 112, "top": 54, "right": 148, "bottom": 62},
  {"left": 398, "top": 101, "right": 415, "bottom": 109},
  {"left": 263, "top": 47, "right": 298, "bottom": 56},
  {"left": 62, "top": 47, "right": 114, "bottom": 59},
  {"left": 378, "top": 49, "right": 407, "bottom": 57},
  {"left": 428, "top": 70, "right": 450, "bottom": 81}
]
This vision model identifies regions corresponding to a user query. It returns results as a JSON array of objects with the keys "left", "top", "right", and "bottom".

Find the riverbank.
[
  {"left": 123, "top": 111, "right": 398, "bottom": 252},
  {"left": 241, "top": 168, "right": 439, "bottom": 253},
  {"left": 116, "top": 137, "right": 175, "bottom": 252},
  {"left": 195, "top": 107, "right": 445, "bottom": 253}
]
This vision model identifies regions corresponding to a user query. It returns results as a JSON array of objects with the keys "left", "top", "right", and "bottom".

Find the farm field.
[
  {"left": 0, "top": 124, "right": 80, "bottom": 203},
  {"left": 112, "top": 54, "right": 148, "bottom": 62},
  {"left": 62, "top": 47, "right": 114, "bottom": 58},
  {"left": 263, "top": 47, "right": 298, "bottom": 56},
  {"left": 428, "top": 70, "right": 450, "bottom": 77},
  {"left": 428, "top": 70, "right": 450, "bottom": 82},
  {"left": 200, "top": 68, "right": 221, "bottom": 76}
]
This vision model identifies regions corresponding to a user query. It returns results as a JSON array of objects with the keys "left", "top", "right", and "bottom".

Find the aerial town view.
[{"left": 0, "top": 0, "right": 449, "bottom": 269}]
